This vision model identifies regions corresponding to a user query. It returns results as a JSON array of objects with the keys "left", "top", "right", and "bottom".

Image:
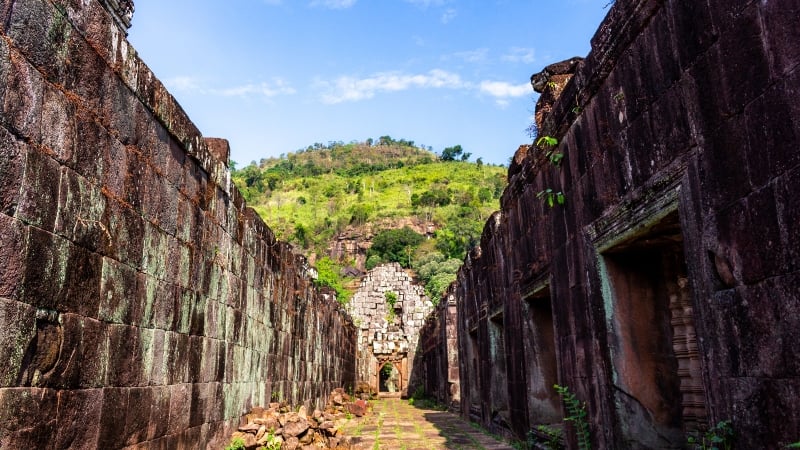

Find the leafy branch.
[
  {"left": 537, "top": 189, "right": 565, "bottom": 208},
  {"left": 554, "top": 385, "right": 591, "bottom": 450},
  {"left": 537, "top": 136, "right": 558, "bottom": 147},
  {"left": 536, "top": 136, "right": 564, "bottom": 166}
]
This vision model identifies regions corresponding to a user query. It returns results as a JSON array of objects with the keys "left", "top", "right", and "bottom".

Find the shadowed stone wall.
[
  {"left": 417, "top": 0, "right": 800, "bottom": 447},
  {"left": 409, "top": 291, "right": 459, "bottom": 410},
  {"left": 0, "top": 0, "right": 356, "bottom": 448}
]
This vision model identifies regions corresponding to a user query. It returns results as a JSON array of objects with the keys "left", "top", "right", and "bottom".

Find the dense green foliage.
[
  {"left": 412, "top": 251, "right": 462, "bottom": 301},
  {"left": 224, "top": 438, "right": 245, "bottom": 450},
  {"left": 313, "top": 256, "right": 355, "bottom": 302},
  {"left": 367, "top": 227, "right": 425, "bottom": 269},
  {"left": 231, "top": 138, "right": 507, "bottom": 304},
  {"left": 687, "top": 420, "right": 734, "bottom": 450}
]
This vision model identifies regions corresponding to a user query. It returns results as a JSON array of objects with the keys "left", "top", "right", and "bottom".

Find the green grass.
[
  {"left": 251, "top": 161, "right": 504, "bottom": 241},
  {"left": 234, "top": 142, "right": 504, "bottom": 247}
]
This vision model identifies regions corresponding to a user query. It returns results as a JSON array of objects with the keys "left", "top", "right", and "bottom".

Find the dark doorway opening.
[
  {"left": 522, "top": 285, "right": 562, "bottom": 427},
  {"left": 379, "top": 362, "right": 400, "bottom": 393},
  {"left": 602, "top": 210, "right": 707, "bottom": 447},
  {"left": 489, "top": 312, "right": 511, "bottom": 434}
]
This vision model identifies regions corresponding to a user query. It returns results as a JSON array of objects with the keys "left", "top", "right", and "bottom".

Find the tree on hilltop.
[{"left": 440, "top": 145, "right": 464, "bottom": 161}]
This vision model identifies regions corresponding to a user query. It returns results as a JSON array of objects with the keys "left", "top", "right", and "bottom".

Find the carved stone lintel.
[{"left": 100, "top": 0, "right": 135, "bottom": 32}]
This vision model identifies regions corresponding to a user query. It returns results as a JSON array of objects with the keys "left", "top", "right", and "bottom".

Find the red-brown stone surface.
[
  {"left": 0, "top": 0, "right": 357, "bottom": 448},
  {"left": 416, "top": 0, "right": 800, "bottom": 448}
]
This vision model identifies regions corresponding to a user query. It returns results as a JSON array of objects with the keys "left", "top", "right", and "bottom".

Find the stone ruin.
[
  {"left": 415, "top": 0, "right": 800, "bottom": 448},
  {"left": 347, "top": 263, "right": 433, "bottom": 398},
  {"left": 99, "top": 0, "right": 134, "bottom": 32},
  {"left": 230, "top": 388, "right": 367, "bottom": 449},
  {"left": 1, "top": 0, "right": 799, "bottom": 448}
]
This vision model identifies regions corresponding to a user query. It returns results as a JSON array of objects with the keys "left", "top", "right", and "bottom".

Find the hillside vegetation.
[{"left": 231, "top": 138, "right": 507, "bottom": 304}]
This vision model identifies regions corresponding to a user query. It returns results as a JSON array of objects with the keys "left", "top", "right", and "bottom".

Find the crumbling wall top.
[{"left": 100, "top": 0, "right": 134, "bottom": 33}]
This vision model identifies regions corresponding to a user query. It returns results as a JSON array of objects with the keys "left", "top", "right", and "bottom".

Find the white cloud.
[
  {"left": 502, "top": 47, "right": 536, "bottom": 64},
  {"left": 218, "top": 81, "right": 296, "bottom": 98},
  {"left": 479, "top": 80, "right": 531, "bottom": 103},
  {"left": 309, "top": 0, "right": 356, "bottom": 9},
  {"left": 319, "top": 69, "right": 466, "bottom": 104},
  {"left": 440, "top": 8, "right": 457, "bottom": 23},
  {"left": 316, "top": 69, "right": 533, "bottom": 106},
  {"left": 164, "top": 76, "right": 295, "bottom": 99}
]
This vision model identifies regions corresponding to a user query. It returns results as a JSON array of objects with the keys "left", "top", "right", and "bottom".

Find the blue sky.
[{"left": 128, "top": 1, "right": 610, "bottom": 166}]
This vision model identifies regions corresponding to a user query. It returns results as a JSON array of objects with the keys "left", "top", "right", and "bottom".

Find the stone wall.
[
  {"left": 417, "top": 0, "right": 800, "bottom": 447},
  {"left": 348, "top": 263, "right": 433, "bottom": 396},
  {"left": 0, "top": 0, "right": 356, "bottom": 448},
  {"left": 409, "top": 291, "right": 459, "bottom": 410}
]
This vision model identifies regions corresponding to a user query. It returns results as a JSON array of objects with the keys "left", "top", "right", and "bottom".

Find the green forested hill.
[{"left": 231, "top": 138, "right": 507, "bottom": 304}]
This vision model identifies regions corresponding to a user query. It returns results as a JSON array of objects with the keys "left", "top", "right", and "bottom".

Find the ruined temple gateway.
[
  {"left": 0, "top": 0, "right": 798, "bottom": 448},
  {"left": 348, "top": 263, "right": 433, "bottom": 397}
]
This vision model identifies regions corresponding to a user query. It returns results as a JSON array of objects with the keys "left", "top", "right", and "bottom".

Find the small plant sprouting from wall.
[
  {"left": 687, "top": 420, "right": 734, "bottom": 450},
  {"left": 537, "top": 189, "right": 565, "bottom": 208},
  {"left": 385, "top": 291, "right": 398, "bottom": 322},
  {"left": 535, "top": 136, "right": 566, "bottom": 208},
  {"left": 536, "top": 136, "right": 564, "bottom": 166},
  {"left": 385, "top": 291, "right": 398, "bottom": 308},
  {"left": 554, "top": 384, "right": 591, "bottom": 450}
]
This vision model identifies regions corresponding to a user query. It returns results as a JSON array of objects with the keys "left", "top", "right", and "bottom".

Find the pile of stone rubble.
[{"left": 229, "top": 388, "right": 370, "bottom": 449}]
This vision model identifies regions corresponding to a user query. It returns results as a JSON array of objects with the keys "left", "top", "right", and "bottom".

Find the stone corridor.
[
  {"left": 2, "top": 0, "right": 799, "bottom": 447},
  {"left": 342, "top": 399, "right": 514, "bottom": 450}
]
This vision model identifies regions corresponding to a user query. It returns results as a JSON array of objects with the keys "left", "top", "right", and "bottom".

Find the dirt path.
[{"left": 340, "top": 398, "right": 515, "bottom": 450}]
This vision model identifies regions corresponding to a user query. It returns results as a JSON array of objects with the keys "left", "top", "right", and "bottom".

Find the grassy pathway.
[{"left": 341, "top": 398, "right": 515, "bottom": 450}]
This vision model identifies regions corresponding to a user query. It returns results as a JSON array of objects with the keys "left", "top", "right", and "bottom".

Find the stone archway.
[
  {"left": 374, "top": 357, "right": 408, "bottom": 397},
  {"left": 378, "top": 362, "right": 403, "bottom": 394}
]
